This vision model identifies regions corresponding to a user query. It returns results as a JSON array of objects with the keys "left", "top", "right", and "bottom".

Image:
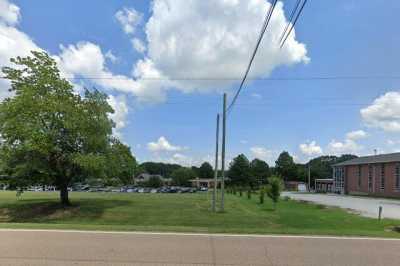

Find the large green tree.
[
  {"left": 0, "top": 51, "right": 119, "bottom": 205},
  {"left": 198, "top": 162, "right": 214, "bottom": 179},
  {"left": 250, "top": 158, "right": 270, "bottom": 186},
  {"left": 105, "top": 138, "right": 137, "bottom": 185},
  {"left": 275, "top": 151, "right": 297, "bottom": 181},
  {"left": 228, "top": 154, "right": 252, "bottom": 187},
  {"left": 139, "top": 162, "right": 181, "bottom": 178},
  {"left": 171, "top": 167, "right": 196, "bottom": 186},
  {"left": 303, "top": 154, "right": 358, "bottom": 188}
]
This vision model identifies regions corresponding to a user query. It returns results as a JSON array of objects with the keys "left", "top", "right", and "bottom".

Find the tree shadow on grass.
[{"left": 0, "top": 198, "right": 131, "bottom": 223}]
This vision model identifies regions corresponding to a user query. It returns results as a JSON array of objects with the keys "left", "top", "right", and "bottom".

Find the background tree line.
[{"left": 227, "top": 152, "right": 357, "bottom": 189}]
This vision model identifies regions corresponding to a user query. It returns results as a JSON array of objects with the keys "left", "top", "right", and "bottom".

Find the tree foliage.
[
  {"left": 146, "top": 176, "right": 163, "bottom": 188},
  {"left": 250, "top": 158, "right": 270, "bottom": 186},
  {"left": 171, "top": 167, "right": 196, "bottom": 186},
  {"left": 0, "top": 51, "right": 133, "bottom": 205},
  {"left": 228, "top": 154, "right": 252, "bottom": 187},
  {"left": 105, "top": 138, "right": 137, "bottom": 185},
  {"left": 198, "top": 162, "right": 214, "bottom": 179},
  {"left": 266, "top": 175, "right": 283, "bottom": 209},
  {"left": 139, "top": 162, "right": 181, "bottom": 178},
  {"left": 275, "top": 151, "right": 297, "bottom": 181}
]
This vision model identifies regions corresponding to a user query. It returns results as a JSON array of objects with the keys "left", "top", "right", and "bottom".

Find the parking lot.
[
  {"left": 283, "top": 192, "right": 400, "bottom": 220},
  {"left": 17, "top": 185, "right": 207, "bottom": 194}
]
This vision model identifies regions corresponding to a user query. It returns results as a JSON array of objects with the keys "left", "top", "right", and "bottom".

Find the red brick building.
[{"left": 332, "top": 153, "right": 400, "bottom": 198}]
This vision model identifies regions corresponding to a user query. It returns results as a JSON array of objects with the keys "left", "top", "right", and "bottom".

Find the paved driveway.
[
  {"left": 0, "top": 229, "right": 400, "bottom": 266},
  {"left": 283, "top": 192, "right": 400, "bottom": 219}
]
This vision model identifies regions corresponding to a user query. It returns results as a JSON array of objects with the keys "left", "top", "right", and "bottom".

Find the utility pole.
[
  {"left": 308, "top": 163, "right": 311, "bottom": 192},
  {"left": 212, "top": 114, "right": 220, "bottom": 212},
  {"left": 220, "top": 93, "right": 227, "bottom": 212}
]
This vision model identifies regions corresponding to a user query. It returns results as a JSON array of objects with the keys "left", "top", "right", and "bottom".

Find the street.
[{"left": 0, "top": 229, "right": 399, "bottom": 266}]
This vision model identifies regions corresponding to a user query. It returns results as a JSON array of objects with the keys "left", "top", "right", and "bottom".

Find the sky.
[{"left": 0, "top": 0, "right": 400, "bottom": 166}]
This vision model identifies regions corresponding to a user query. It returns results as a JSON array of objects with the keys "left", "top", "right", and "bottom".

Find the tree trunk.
[{"left": 60, "top": 184, "right": 70, "bottom": 206}]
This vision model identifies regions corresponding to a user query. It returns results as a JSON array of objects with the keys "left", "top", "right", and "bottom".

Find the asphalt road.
[{"left": 0, "top": 230, "right": 400, "bottom": 266}]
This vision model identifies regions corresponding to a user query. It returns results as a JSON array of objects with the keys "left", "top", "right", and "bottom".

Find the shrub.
[
  {"left": 259, "top": 187, "right": 265, "bottom": 204},
  {"left": 266, "top": 175, "right": 283, "bottom": 210}
]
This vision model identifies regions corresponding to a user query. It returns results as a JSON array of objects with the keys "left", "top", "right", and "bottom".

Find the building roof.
[{"left": 333, "top": 152, "right": 400, "bottom": 167}]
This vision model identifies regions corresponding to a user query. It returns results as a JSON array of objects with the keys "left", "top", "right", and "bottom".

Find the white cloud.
[
  {"left": 55, "top": 42, "right": 167, "bottom": 101},
  {"left": 147, "top": 136, "right": 184, "bottom": 152},
  {"left": 327, "top": 129, "right": 370, "bottom": 155},
  {"left": 130, "top": 0, "right": 309, "bottom": 97},
  {"left": 361, "top": 91, "right": 400, "bottom": 132},
  {"left": 346, "top": 130, "right": 368, "bottom": 141},
  {"left": 107, "top": 94, "right": 129, "bottom": 138},
  {"left": 0, "top": 0, "right": 20, "bottom": 25},
  {"left": 105, "top": 50, "right": 118, "bottom": 63},
  {"left": 327, "top": 139, "right": 361, "bottom": 155},
  {"left": 250, "top": 146, "right": 276, "bottom": 165},
  {"left": 388, "top": 139, "right": 400, "bottom": 146},
  {"left": 132, "top": 38, "right": 146, "bottom": 54},
  {"left": 57, "top": 42, "right": 105, "bottom": 77},
  {"left": 169, "top": 153, "right": 192, "bottom": 166},
  {"left": 299, "top": 141, "right": 323, "bottom": 156},
  {"left": 240, "top": 140, "right": 248, "bottom": 144},
  {"left": 115, "top": 7, "right": 142, "bottom": 35},
  {"left": 251, "top": 93, "right": 262, "bottom": 100},
  {"left": 0, "top": 17, "right": 42, "bottom": 100}
]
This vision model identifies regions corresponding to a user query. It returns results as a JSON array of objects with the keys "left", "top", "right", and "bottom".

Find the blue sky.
[{"left": 1, "top": 0, "right": 400, "bottom": 166}]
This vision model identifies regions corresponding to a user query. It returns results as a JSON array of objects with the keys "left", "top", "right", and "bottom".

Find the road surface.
[
  {"left": 0, "top": 229, "right": 399, "bottom": 265},
  {"left": 283, "top": 192, "right": 400, "bottom": 219}
]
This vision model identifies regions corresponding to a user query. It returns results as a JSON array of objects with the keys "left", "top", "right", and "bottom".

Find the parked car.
[
  {"left": 159, "top": 187, "right": 170, "bottom": 193},
  {"left": 169, "top": 187, "right": 178, "bottom": 193},
  {"left": 180, "top": 187, "right": 191, "bottom": 193}
]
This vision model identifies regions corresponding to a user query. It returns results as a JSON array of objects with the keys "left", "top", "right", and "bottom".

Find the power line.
[
  {"left": 161, "top": 101, "right": 374, "bottom": 106},
  {"left": 280, "top": 0, "right": 308, "bottom": 48},
  {"left": 2, "top": 75, "right": 400, "bottom": 81},
  {"left": 226, "top": 0, "right": 278, "bottom": 115},
  {"left": 279, "top": 0, "right": 302, "bottom": 44}
]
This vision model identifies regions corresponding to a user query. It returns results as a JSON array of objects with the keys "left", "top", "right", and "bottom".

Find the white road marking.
[{"left": 0, "top": 228, "right": 399, "bottom": 241}]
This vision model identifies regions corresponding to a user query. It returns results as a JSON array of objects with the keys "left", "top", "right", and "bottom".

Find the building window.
[
  {"left": 368, "top": 164, "right": 373, "bottom": 192},
  {"left": 380, "top": 163, "right": 385, "bottom": 190},
  {"left": 334, "top": 167, "right": 345, "bottom": 193},
  {"left": 395, "top": 164, "right": 400, "bottom": 191},
  {"left": 358, "top": 165, "right": 362, "bottom": 189}
]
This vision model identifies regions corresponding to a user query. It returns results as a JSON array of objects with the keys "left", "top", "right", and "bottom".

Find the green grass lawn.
[{"left": 0, "top": 191, "right": 399, "bottom": 237}]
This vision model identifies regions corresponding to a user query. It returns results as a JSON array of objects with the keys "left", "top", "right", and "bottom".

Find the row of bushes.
[{"left": 227, "top": 176, "right": 283, "bottom": 210}]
